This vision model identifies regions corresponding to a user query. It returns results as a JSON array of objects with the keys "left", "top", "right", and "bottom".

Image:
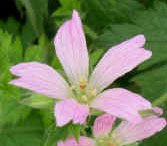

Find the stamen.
[
  {"left": 111, "top": 134, "right": 116, "bottom": 139},
  {"left": 81, "top": 95, "right": 88, "bottom": 101},
  {"left": 70, "top": 85, "right": 76, "bottom": 90},
  {"left": 108, "top": 141, "right": 116, "bottom": 146},
  {"left": 90, "top": 89, "right": 97, "bottom": 97},
  {"left": 79, "top": 77, "right": 87, "bottom": 89},
  {"left": 115, "top": 139, "right": 120, "bottom": 145}
]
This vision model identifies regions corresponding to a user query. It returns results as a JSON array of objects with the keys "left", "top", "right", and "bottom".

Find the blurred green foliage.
[{"left": 0, "top": 0, "right": 167, "bottom": 146}]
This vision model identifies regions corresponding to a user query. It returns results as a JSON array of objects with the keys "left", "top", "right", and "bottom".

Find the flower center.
[
  {"left": 70, "top": 77, "right": 98, "bottom": 104},
  {"left": 96, "top": 136, "right": 119, "bottom": 146}
]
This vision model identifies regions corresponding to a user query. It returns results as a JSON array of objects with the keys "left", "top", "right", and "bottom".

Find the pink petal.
[
  {"left": 91, "top": 88, "right": 152, "bottom": 123},
  {"left": 54, "top": 10, "right": 89, "bottom": 85},
  {"left": 9, "top": 62, "right": 72, "bottom": 99},
  {"left": 54, "top": 99, "right": 89, "bottom": 127},
  {"left": 93, "top": 113, "right": 116, "bottom": 138},
  {"left": 57, "top": 141, "right": 64, "bottom": 146},
  {"left": 114, "top": 116, "right": 166, "bottom": 145},
  {"left": 89, "top": 35, "right": 152, "bottom": 92},
  {"left": 58, "top": 137, "right": 95, "bottom": 146},
  {"left": 153, "top": 107, "right": 163, "bottom": 116}
]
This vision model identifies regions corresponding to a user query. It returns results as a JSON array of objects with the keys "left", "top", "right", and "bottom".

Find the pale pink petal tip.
[
  {"left": 93, "top": 114, "right": 116, "bottom": 138},
  {"left": 133, "top": 34, "right": 146, "bottom": 46},
  {"left": 153, "top": 107, "right": 163, "bottom": 116},
  {"left": 55, "top": 99, "right": 89, "bottom": 127},
  {"left": 72, "top": 9, "right": 79, "bottom": 18}
]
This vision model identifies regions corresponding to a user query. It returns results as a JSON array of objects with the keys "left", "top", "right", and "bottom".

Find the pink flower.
[
  {"left": 58, "top": 113, "right": 166, "bottom": 146},
  {"left": 9, "top": 10, "right": 153, "bottom": 127}
]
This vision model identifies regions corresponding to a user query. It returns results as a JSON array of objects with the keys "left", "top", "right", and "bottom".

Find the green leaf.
[
  {"left": 0, "top": 17, "right": 20, "bottom": 35},
  {"left": 94, "top": 2, "right": 167, "bottom": 146},
  {"left": 90, "top": 49, "right": 105, "bottom": 67},
  {"left": 18, "top": 0, "right": 48, "bottom": 36},
  {"left": 20, "top": 93, "right": 55, "bottom": 109},
  {"left": 81, "top": 0, "right": 144, "bottom": 31},
  {"left": 52, "top": 0, "right": 80, "bottom": 17},
  {"left": 51, "top": 0, "right": 80, "bottom": 28},
  {"left": 0, "top": 30, "right": 23, "bottom": 83},
  {"left": 43, "top": 124, "right": 70, "bottom": 146},
  {"left": 40, "top": 108, "right": 54, "bottom": 129},
  {"left": 43, "top": 122, "right": 81, "bottom": 146},
  {"left": 152, "top": 93, "right": 167, "bottom": 107},
  {"left": 139, "top": 109, "right": 159, "bottom": 118},
  {"left": 0, "top": 29, "right": 31, "bottom": 127},
  {"left": 0, "top": 112, "right": 44, "bottom": 146},
  {"left": 68, "top": 123, "right": 81, "bottom": 142},
  {"left": 24, "top": 35, "right": 47, "bottom": 62},
  {"left": 21, "top": 21, "right": 36, "bottom": 47},
  {"left": 9, "top": 37, "right": 23, "bottom": 64}
]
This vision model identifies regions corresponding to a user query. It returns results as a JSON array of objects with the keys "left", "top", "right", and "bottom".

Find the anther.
[
  {"left": 108, "top": 141, "right": 116, "bottom": 146},
  {"left": 70, "top": 85, "right": 76, "bottom": 90},
  {"left": 81, "top": 95, "right": 88, "bottom": 101},
  {"left": 111, "top": 134, "right": 116, "bottom": 139},
  {"left": 115, "top": 139, "right": 120, "bottom": 145},
  {"left": 79, "top": 77, "right": 87, "bottom": 90},
  {"left": 90, "top": 89, "right": 97, "bottom": 97}
]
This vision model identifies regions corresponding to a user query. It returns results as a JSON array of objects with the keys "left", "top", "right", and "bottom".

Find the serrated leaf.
[
  {"left": 0, "top": 112, "right": 44, "bottom": 146},
  {"left": 0, "top": 17, "right": 20, "bottom": 35},
  {"left": 94, "top": 2, "right": 167, "bottom": 146},
  {"left": 18, "top": 0, "right": 48, "bottom": 36},
  {"left": 68, "top": 123, "right": 81, "bottom": 142},
  {"left": 0, "top": 29, "right": 31, "bottom": 127},
  {"left": 24, "top": 35, "right": 47, "bottom": 62},
  {"left": 81, "top": 0, "right": 144, "bottom": 31},
  {"left": 52, "top": 0, "right": 80, "bottom": 17},
  {"left": 21, "top": 21, "right": 36, "bottom": 47},
  {"left": 43, "top": 124, "right": 71, "bottom": 146}
]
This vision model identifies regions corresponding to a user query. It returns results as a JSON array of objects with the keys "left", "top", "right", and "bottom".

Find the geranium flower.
[
  {"left": 58, "top": 113, "right": 166, "bottom": 146},
  {"left": 9, "top": 10, "right": 153, "bottom": 127}
]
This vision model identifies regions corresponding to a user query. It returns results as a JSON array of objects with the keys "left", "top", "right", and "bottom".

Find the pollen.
[
  {"left": 81, "top": 95, "right": 88, "bottom": 101},
  {"left": 108, "top": 141, "right": 116, "bottom": 146},
  {"left": 90, "top": 89, "right": 97, "bottom": 97},
  {"left": 115, "top": 138, "right": 120, "bottom": 145},
  {"left": 79, "top": 77, "right": 87, "bottom": 89},
  {"left": 111, "top": 134, "right": 116, "bottom": 139},
  {"left": 70, "top": 85, "right": 76, "bottom": 90}
]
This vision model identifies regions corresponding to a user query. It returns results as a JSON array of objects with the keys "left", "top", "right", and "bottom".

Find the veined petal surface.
[
  {"left": 89, "top": 35, "right": 152, "bottom": 92},
  {"left": 114, "top": 116, "right": 166, "bottom": 145},
  {"left": 54, "top": 99, "right": 89, "bottom": 127},
  {"left": 54, "top": 10, "right": 89, "bottom": 85},
  {"left": 9, "top": 62, "right": 72, "bottom": 99},
  {"left": 93, "top": 113, "right": 116, "bottom": 138},
  {"left": 91, "top": 88, "right": 152, "bottom": 123}
]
